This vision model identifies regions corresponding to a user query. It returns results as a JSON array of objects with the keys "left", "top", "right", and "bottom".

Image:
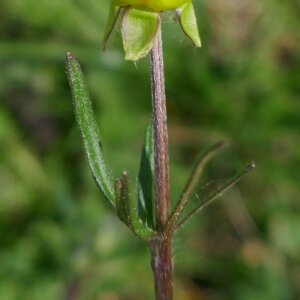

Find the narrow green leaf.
[
  {"left": 102, "top": 5, "right": 122, "bottom": 50},
  {"left": 137, "top": 121, "right": 155, "bottom": 228},
  {"left": 66, "top": 52, "right": 115, "bottom": 206},
  {"left": 178, "top": 2, "right": 201, "bottom": 47},
  {"left": 121, "top": 8, "right": 160, "bottom": 61},
  {"left": 176, "top": 162, "right": 256, "bottom": 230},
  {"left": 118, "top": 172, "right": 155, "bottom": 240},
  {"left": 165, "top": 141, "right": 226, "bottom": 234}
]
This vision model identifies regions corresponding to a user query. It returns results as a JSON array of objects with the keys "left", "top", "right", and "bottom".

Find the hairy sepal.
[
  {"left": 102, "top": 4, "right": 122, "bottom": 50},
  {"left": 121, "top": 8, "right": 160, "bottom": 61},
  {"left": 178, "top": 2, "right": 201, "bottom": 47}
]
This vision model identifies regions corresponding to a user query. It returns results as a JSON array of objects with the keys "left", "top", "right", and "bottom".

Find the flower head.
[{"left": 103, "top": 0, "right": 201, "bottom": 61}]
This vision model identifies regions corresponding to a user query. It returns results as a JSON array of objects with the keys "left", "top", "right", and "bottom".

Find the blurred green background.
[{"left": 0, "top": 0, "right": 300, "bottom": 299}]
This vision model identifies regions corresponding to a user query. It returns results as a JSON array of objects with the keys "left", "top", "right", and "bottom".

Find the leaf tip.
[
  {"left": 122, "top": 171, "right": 130, "bottom": 183},
  {"left": 249, "top": 161, "right": 256, "bottom": 170},
  {"left": 216, "top": 140, "right": 227, "bottom": 149},
  {"left": 192, "top": 36, "right": 202, "bottom": 48},
  {"left": 66, "top": 51, "right": 74, "bottom": 62}
]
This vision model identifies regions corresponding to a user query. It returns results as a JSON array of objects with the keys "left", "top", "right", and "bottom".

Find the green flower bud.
[{"left": 103, "top": 1, "right": 201, "bottom": 61}]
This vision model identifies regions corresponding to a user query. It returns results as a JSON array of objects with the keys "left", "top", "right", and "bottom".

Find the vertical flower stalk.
[
  {"left": 150, "top": 29, "right": 170, "bottom": 232},
  {"left": 149, "top": 28, "right": 173, "bottom": 300},
  {"left": 149, "top": 235, "right": 173, "bottom": 300}
]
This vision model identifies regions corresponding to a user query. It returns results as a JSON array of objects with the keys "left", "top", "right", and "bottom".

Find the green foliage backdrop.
[{"left": 0, "top": 0, "right": 299, "bottom": 299}]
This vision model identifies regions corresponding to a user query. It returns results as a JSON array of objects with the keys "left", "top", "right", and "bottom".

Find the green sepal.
[
  {"left": 121, "top": 8, "right": 160, "bottom": 61},
  {"left": 102, "top": 4, "right": 122, "bottom": 50},
  {"left": 137, "top": 120, "right": 155, "bottom": 228},
  {"left": 116, "top": 172, "right": 155, "bottom": 240},
  {"left": 66, "top": 52, "right": 115, "bottom": 206},
  {"left": 178, "top": 2, "right": 201, "bottom": 47}
]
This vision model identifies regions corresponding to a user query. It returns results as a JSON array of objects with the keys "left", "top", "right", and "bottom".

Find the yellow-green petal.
[{"left": 113, "top": 0, "right": 190, "bottom": 12}]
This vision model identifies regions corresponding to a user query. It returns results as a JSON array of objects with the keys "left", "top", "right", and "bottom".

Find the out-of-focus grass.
[{"left": 0, "top": 0, "right": 300, "bottom": 299}]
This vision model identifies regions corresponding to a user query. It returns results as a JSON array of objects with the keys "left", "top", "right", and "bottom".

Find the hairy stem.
[
  {"left": 150, "top": 27, "right": 173, "bottom": 300},
  {"left": 150, "top": 27, "right": 170, "bottom": 231},
  {"left": 149, "top": 236, "right": 173, "bottom": 300}
]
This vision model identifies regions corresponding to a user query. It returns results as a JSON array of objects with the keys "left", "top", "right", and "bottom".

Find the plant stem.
[
  {"left": 149, "top": 235, "right": 173, "bottom": 300},
  {"left": 149, "top": 27, "right": 173, "bottom": 300},
  {"left": 150, "top": 27, "right": 170, "bottom": 231}
]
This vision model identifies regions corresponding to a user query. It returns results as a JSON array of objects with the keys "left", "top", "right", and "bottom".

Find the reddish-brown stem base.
[{"left": 149, "top": 236, "right": 173, "bottom": 300}]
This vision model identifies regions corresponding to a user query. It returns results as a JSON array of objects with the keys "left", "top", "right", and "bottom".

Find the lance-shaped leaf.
[
  {"left": 177, "top": 2, "right": 201, "bottom": 47},
  {"left": 121, "top": 8, "right": 160, "bottom": 61},
  {"left": 117, "top": 172, "right": 155, "bottom": 239},
  {"left": 102, "top": 4, "right": 122, "bottom": 50},
  {"left": 176, "top": 162, "right": 256, "bottom": 230},
  {"left": 66, "top": 52, "right": 115, "bottom": 206},
  {"left": 137, "top": 121, "right": 155, "bottom": 229},
  {"left": 165, "top": 141, "right": 226, "bottom": 234}
]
